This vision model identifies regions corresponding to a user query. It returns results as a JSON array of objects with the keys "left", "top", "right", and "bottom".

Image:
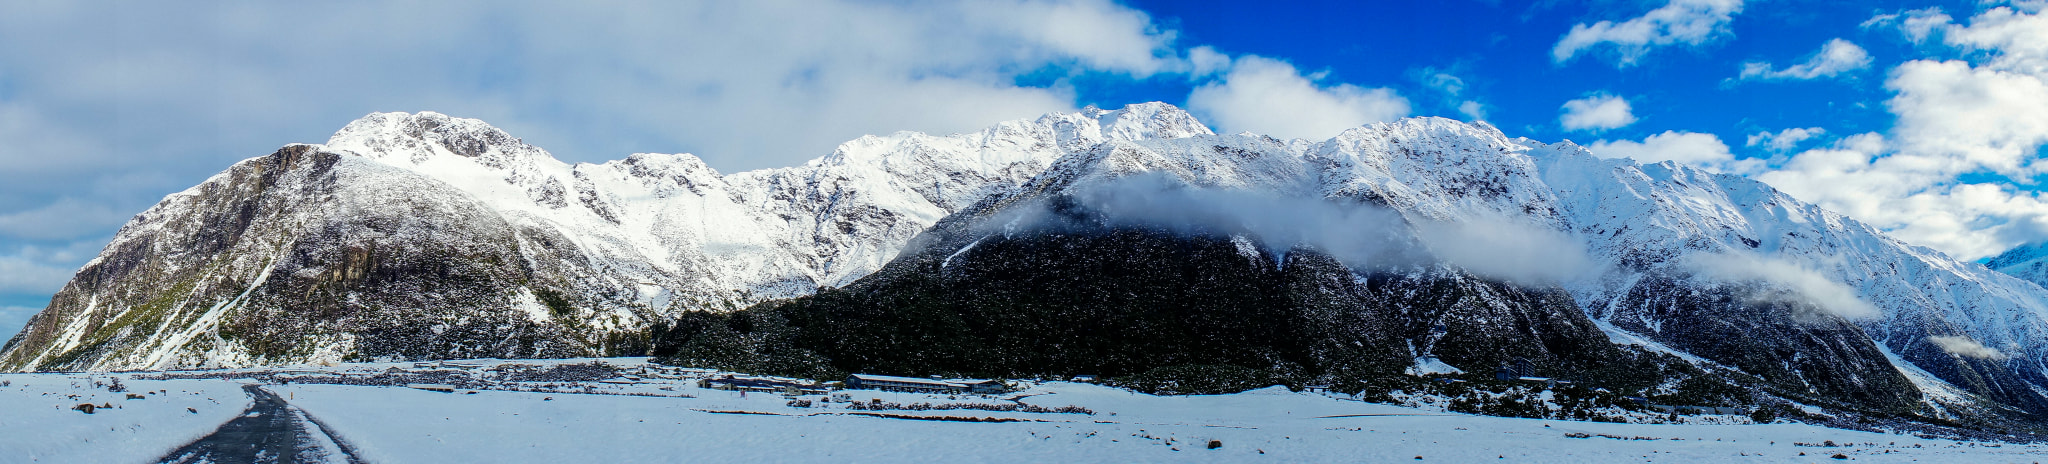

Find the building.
[
  {"left": 844, "top": 374, "right": 1010, "bottom": 394},
  {"left": 699, "top": 375, "right": 827, "bottom": 394}
]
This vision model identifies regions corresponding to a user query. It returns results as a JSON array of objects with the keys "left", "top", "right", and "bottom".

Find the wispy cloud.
[
  {"left": 1738, "top": 39, "right": 1871, "bottom": 81},
  {"left": 1552, "top": 0, "right": 1744, "bottom": 67},
  {"left": 1862, "top": 8, "right": 1953, "bottom": 43},
  {"left": 1747, "top": 127, "right": 1827, "bottom": 153},
  {"left": 1684, "top": 252, "right": 1879, "bottom": 320},
  {"left": 1927, "top": 335, "right": 2008, "bottom": 359}
]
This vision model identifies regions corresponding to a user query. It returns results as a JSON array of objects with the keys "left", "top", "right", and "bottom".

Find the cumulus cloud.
[
  {"left": 1927, "top": 335, "right": 2008, "bottom": 359},
  {"left": 1559, "top": 94, "right": 1636, "bottom": 132},
  {"left": 1738, "top": 39, "right": 1872, "bottom": 81},
  {"left": 1186, "top": 46, "right": 1232, "bottom": 77},
  {"left": 1552, "top": 0, "right": 1744, "bottom": 66},
  {"left": 1589, "top": 131, "right": 1759, "bottom": 174},
  {"left": 1753, "top": 134, "right": 2048, "bottom": 258},
  {"left": 1757, "top": 7, "right": 2048, "bottom": 260},
  {"left": 1684, "top": 252, "right": 1880, "bottom": 320},
  {"left": 1746, "top": 127, "right": 1826, "bottom": 153},
  {"left": 1187, "top": 55, "right": 1411, "bottom": 141}
]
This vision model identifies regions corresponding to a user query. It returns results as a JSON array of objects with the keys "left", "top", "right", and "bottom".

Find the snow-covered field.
[
  {"left": 3, "top": 358, "right": 2041, "bottom": 463},
  {"left": 0, "top": 375, "right": 251, "bottom": 463}
]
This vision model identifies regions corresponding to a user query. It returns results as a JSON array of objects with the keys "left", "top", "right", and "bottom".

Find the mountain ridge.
[
  {"left": 8, "top": 103, "right": 2048, "bottom": 429},
  {"left": 0, "top": 103, "right": 1209, "bottom": 371}
]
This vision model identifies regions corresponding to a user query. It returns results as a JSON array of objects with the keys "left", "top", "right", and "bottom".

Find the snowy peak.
[
  {"left": 812, "top": 102, "right": 1212, "bottom": 169},
  {"left": 325, "top": 111, "right": 557, "bottom": 169},
  {"left": 1082, "top": 101, "right": 1214, "bottom": 141},
  {"left": 1988, "top": 242, "right": 2048, "bottom": 271},
  {"left": 1989, "top": 242, "right": 2048, "bottom": 290}
]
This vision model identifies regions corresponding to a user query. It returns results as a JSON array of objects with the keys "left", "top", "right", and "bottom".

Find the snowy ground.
[
  {"left": 3, "top": 358, "right": 2043, "bottom": 463},
  {"left": 0, "top": 375, "right": 251, "bottom": 463}
]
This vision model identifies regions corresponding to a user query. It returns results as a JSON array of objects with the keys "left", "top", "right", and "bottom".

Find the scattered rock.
[
  {"left": 1207, "top": 440, "right": 1222, "bottom": 449},
  {"left": 73, "top": 403, "right": 96, "bottom": 414}
]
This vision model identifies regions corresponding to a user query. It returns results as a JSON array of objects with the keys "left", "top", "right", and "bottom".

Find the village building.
[
  {"left": 843, "top": 374, "right": 1009, "bottom": 394},
  {"left": 699, "top": 375, "right": 828, "bottom": 394}
]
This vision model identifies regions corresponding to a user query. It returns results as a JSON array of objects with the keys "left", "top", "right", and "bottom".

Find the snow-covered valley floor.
[{"left": 2, "top": 358, "right": 2042, "bottom": 463}]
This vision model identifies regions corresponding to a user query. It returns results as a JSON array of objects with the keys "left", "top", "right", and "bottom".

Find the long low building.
[
  {"left": 699, "top": 375, "right": 828, "bottom": 394},
  {"left": 844, "top": 374, "right": 1008, "bottom": 394}
]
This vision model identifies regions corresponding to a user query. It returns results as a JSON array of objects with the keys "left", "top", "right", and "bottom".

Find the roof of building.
[
  {"left": 847, "top": 374, "right": 1002, "bottom": 388},
  {"left": 848, "top": 374, "right": 956, "bottom": 385}
]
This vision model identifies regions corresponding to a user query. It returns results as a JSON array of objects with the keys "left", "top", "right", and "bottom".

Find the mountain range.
[{"left": 7, "top": 103, "right": 2048, "bottom": 429}]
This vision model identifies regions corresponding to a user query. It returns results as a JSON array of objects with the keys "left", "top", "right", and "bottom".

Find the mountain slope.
[
  {"left": 654, "top": 126, "right": 1919, "bottom": 413},
  {"left": 0, "top": 104, "right": 1209, "bottom": 371},
  {"left": 657, "top": 117, "right": 2048, "bottom": 422},
  {"left": 10, "top": 103, "right": 2048, "bottom": 426}
]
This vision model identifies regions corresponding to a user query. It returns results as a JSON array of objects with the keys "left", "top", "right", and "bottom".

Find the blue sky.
[{"left": 3, "top": 0, "right": 2047, "bottom": 336}]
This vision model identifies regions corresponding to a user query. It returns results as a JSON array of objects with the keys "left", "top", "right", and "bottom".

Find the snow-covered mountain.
[
  {"left": 8, "top": 102, "right": 2048, "bottom": 424},
  {"left": 659, "top": 116, "right": 2048, "bottom": 420},
  {"left": 0, "top": 103, "right": 1209, "bottom": 372}
]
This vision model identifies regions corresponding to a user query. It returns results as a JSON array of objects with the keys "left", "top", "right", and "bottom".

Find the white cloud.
[
  {"left": 1684, "top": 252, "right": 1880, "bottom": 320},
  {"left": 0, "top": 0, "right": 1189, "bottom": 181},
  {"left": 1552, "top": 0, "right": 1745, "bottom": 66},
  {"left": 1558, "top": 94, "right": 1636, "bottom": 132},
  {"left": 1746, "top": 127, "right": 1826, "bottom": 153},
  {"left": 1738, "top": 39, "right": 1872, "bottom": 80},
  {"left": 1419, "top": 69, "right": 1467, "bottom": 96},
  {"left": 1862, "top": 8, "right": 1953, "bottom": 43},
  {"left": 1927, "top": 335, "right": 2009, "bottom": 359},
  {"left": 1589, "top": 131, "right": 1758, "bottom": 174},
  {"left": 1754, "top": 7, "right": 2048, "bottom": 260},
  {"left": 1414, "top": 66, "right": 1489, "bottom": 122},
  {"left": 1886, "top": 60, "right": 2048, "bottom": 175},
  {"left": 1186, "top": 55, "right": 1411, "bottom": 141},
  {"left": 1945, "top": 6, "right": 2048, "bottom": 75},
  {"left": 1458, "top": 101, "right": 1488, "bottom": 121},
  {"left": 1186, "top": 46, "right": 1231, "bottom": 77},
  {"left": 1417, "top": 214, "right": 1595, "bottom": 285},
  {"left": 0, "top": 0, "right": 1238, "bottom": 302}
]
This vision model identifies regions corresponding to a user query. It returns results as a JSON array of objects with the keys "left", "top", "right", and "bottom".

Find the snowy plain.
[
  {"left": 0, "top": 358, "right": 2041, "bottom": 463},
  {"left": 0, "top": 376, "right": 251, "bottom": 463}
]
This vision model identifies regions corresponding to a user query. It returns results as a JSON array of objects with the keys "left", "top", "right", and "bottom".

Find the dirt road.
[{"left": 157, "top": 384, "right": 365, "bottom": 464}]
